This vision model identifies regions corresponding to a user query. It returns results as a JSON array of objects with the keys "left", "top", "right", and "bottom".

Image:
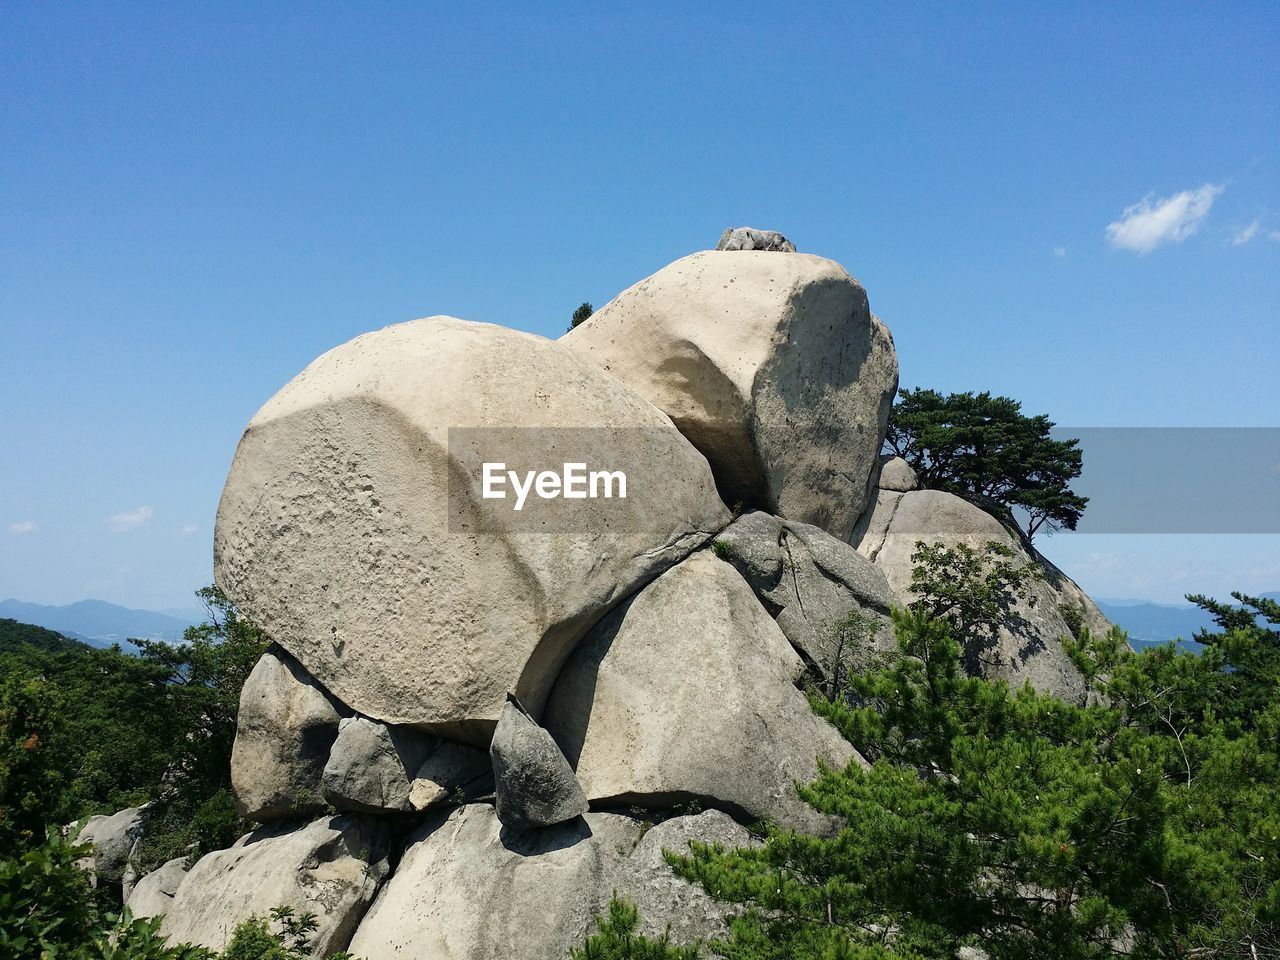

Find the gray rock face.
[
  {"left": 322, "top": 716, "right": 491, "bottom": 813},
  {"left": 714, "top": 511, "right": 897, "bottom": 676},
  {"left": 615, "top": 809, "right": 758, "bottom": 944},
  {"left": 544, "top": 550, "right": 859, "bottom": 831},
  {"left": 852, "top": 488, "right": 1104, "bottom": 703},
  {"left": 877, "top": 454, "right": 919, "bottom": 492},
  {"left": 563, "top": 251, "right": 897, "bottom": 540},
  {"left": 75, "top": 805, "right": 148, "bottom": 889},
  {"left": 716, "top": 226, "right": 797, "bottom": 252},
  {"left": 160, "top": 815, "right": 389, "bottom": 959},
  {"left": 348, "top": 804, "right": 753, "bottom": 960},
  {"left": 125, "top": 857, "right": 188, "bottom": 920},
  {"left": 215, "top": 316, "right": 729, "bottom": 742},
  {"left": 232, "top": 646, "right": 345, "bottom": 822},
  {"left": 490, "top": 696, "right": 588, "bottom": 831}
]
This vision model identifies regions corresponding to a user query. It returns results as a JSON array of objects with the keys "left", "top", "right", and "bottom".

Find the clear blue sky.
[{"left": 2, "top": 3, "right": 1277, "bottom": 610}]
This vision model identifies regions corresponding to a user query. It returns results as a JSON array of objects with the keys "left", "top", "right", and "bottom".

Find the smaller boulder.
[
  {"left": 75, "top": 805, "right": 148, "bottom": 889},
  {"left": 716, "top": 226, "right": 797, "bottom": 252},
  {"left": 126, "top": 857, "right": 188, "bottom": 920},
  {"left": 322, "top": 716, "right": 490, "bottom": 813},
  {"left": 490, "top": 695, "right": 588, "bottom": 831},
  {"left": 877, "top": 455, "right": 919, "bottom": 492},
  {"left": 232, "top": 646, "right": 346, "bottom": 821}
]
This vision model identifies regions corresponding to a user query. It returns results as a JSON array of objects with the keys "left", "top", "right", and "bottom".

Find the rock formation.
[
  {"left": 490, "top": 695, "right": 588, "bottom": 831},
  {"left": 215, "top": 316, "right": 729, "bottom": 741},
  {"left": 544, "top": 549, "right": 859, "bottom": 831},
  {"left": 562, "top": 250, "right": 898, "bottom": 539},
  {"left": 74, "top": 804, "right": 147, "bottom": 891},
  {"left": 232, "top": 645, "right": 345, "bottom": 820},
  {"left": 126, "top": 234, "right": 1109, "bottom": 957}
]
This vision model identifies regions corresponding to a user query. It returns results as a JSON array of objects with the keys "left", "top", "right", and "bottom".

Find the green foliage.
[
  {"left": 570, "top": 301, "right": 595, "bottom": 330},
  {"left": 886, "top": 388, "right": 1087, "bottom": 541},
  {"left": 712, "top": 540, "right": 737, "bottom": 562},
  {"left": 907, "top": 539, "right": 1039, "bottom": 677},
  {"left": 572, "top": 897, "right": 701, "bottom": 960},
  {"left": 814, "top": 609, "right": 880, "bottom": 702},
  {"left": 0, "top": 828, "right": 99, "bottom": 957},
  {"left": 667, "top": 556, "right": 1280, "bottom": 958}
]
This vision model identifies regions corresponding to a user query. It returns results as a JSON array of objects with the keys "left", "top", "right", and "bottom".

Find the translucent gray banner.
[{"left": 1048, "top": 427, "right": 1280, "bottom": 534}]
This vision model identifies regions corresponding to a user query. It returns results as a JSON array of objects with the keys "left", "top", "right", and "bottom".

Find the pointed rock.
[{"left": 490, "top": 695, "right": 587, "bottom": 831}]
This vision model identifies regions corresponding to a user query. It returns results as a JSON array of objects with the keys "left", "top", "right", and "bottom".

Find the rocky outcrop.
[
  {"left": 544, "top": 550, "right": 859, "bottom": 830},
  {"left": 714, "top": 511, "right": 897, "bottom": 676},
  {"left": 232, "top": 646, "right": 345, "bottom": 821},
  {"left": 126, "top": 857, "right": 188, "bottom": 920},
  {"left": 490, "top": 696, "right": 588, "bottom": 831},
  {"left": 75, "top": 804, "right": 147, "bottom": 889},
  {"left": 615, "top": 809, "right": 758, "bottom": 944},
  {"left": 160, "top": 815, "right": 389, "bottom": 958},
  {"left": 716, "top": 226, "right": 797, "bottom": 252},
  {"left": 214, "top": 316, "right": 729, "bottom": 742},
  {"left": 348, "top": 804, "right": 753, "bottom": 959},
  {"left": 852, "top": 488, "right": 1102, "bottom": 702},
  {"left": 876, "top": 454, "right": 918, "bottom": 492},
  {"left": 563, "top": 251, "right": 897, "bottom": 540},
  {"left": 322, "top": 716, "right": 482, "bottom": 814}
]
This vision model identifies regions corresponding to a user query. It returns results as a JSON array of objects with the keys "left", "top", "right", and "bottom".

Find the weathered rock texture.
[
  {"left": 714, "top": 510, "right": 897, "bottom": 676},
  {"left": 232, "top": 646, "right": 345, "bottom": 821},
  {"left": 75, "top": 804, "right": 147, "bottom": 888},
  {"left": 563, "top": 251, "right": 898, "bottom": 540},
  {"left": 126, "top": 857, "right": 188, "bottom": 920},
  {"left": 321, "top": 716, "right": 485, "bottom": 814},
  {"left": 545, "top": 550, "right": 859, "bottom": 830},
  {"left": 348, "top": 804, "right": 751, "bottom": 960},
  {"left": 215, "top": 317, "right": 729, "bottom": 741},
  {"left": 490, "top": 696, "right": 588, "bottom": 831},
  {"left": 161, "top": 815, "right": 389, "bottom": 958},
  {"left": 876, "top": 454, "right": 918, "bottom": 492},
  {"left": 716, "top": 226, "right": 797, "bottom": 252},
  {"left": 853, "top": 487, "right": 1107, "bottom": 703}
]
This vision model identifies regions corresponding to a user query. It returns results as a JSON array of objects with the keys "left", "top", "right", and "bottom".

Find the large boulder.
[
  {"left": 852, "top": 488, "right": 1107, "bottom": 702},
  {"left": 215, "top": 317, "right": 729, "bottom": 742},
  {"left": 75, "top": 804, "right": 147, "bottom": 889},
  {"left": 544, "top": 550, "right": 859, "bottom": 831},
  {"left": 160, "top": 815, "right": 389, "bottom": 959},
  {"left": 232, "top": 646, "right": 345, "bottom": 821},
  {"left": 348, "top": 804, "right": 754, "bottom": 960},
  {"left": 126, "top": 857, "right": 188, "bottom": 920},
  {"left": 490, "top": 696, "right": 588, "bottom": 831},
  {"left": 563, "top": 251, "right": 898, "bottom": 540},
  {"left": 714, "top": 511, "right": 897, "bottom": 676},
  {"left": 349, "top": 805, "right": 641, "bottom": 960}
]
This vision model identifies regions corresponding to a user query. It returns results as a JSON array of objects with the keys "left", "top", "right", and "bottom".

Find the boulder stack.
[{"left": 122, "top": 236, "right": 1106, "bottom": 957}]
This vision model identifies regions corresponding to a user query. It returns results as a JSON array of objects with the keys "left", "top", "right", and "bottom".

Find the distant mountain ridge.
[
  {"left": 0, "top": 598, "right": 200, "bottom": 649},
  {"left": 1098, "top": 592, "right": 1279, "bottom": 648}
]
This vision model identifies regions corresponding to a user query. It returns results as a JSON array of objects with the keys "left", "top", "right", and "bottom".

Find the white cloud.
[
  {"left": 1053, "top": 246, "right": 1067, "bottom": 257},
  {"left": 1232, "top": 220, "right": 1261, "bottom": 246},
  {"left": 107, "top": 505, "right": 154, "bottom": 533},
  {"left": 9, "top": 520, "right": 37, "bottom": 534},
  {"left": 178, "top": 523, "right": 199, "bottom": 536},
  {"left": 1105, "top": 182, "right": 1223, "bottom": 254}
]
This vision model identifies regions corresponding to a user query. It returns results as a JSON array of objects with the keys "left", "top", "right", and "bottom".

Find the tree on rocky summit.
[
  {"left": 570, "top": 302, "right": 594, "bottom": 330},
  {"left": 885, "top": 388, "right": 1087, "bottom": 542}
]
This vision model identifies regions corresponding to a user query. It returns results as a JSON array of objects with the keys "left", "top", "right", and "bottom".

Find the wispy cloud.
[
  {"left": 107, "top": 505, "right": 154, "bottom": 533},
  {"left": 9, "top": 520, "right": 37, "bottom": 534},
  {"left": 178, "top": 523, "right": 199, "bottom": 536},
  {"left": 1232, "top": 220, "right": 1262, "bottom": 246},
  {"left": 1053, "top": 246, "right": 1067, "bottom": 258},
  {"left": 1106, "top": 182, "right": 1223, "bottom": 254}
]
